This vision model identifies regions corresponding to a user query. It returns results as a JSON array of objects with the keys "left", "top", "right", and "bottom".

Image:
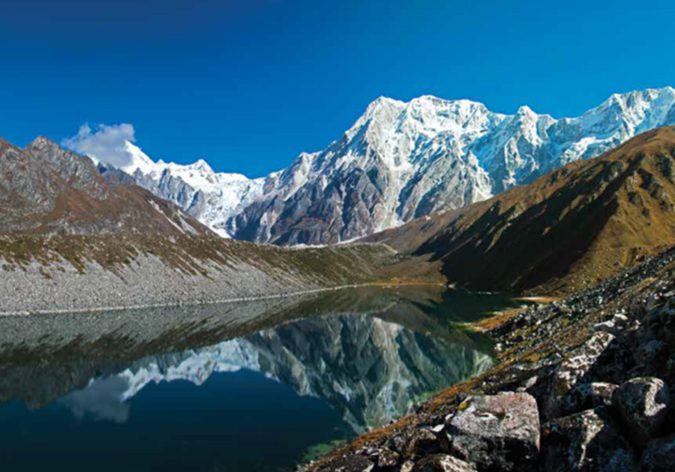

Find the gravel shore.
[{"left": 0, "top": 243, "right": 396, "bottom": 315}]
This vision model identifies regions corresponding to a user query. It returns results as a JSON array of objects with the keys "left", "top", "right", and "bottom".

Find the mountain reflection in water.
[{"left": 0, "top": 286, "right": 518, "bottom": 472}]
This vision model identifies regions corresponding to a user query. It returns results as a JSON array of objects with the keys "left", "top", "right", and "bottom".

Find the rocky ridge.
[
  {"left": 0, "top": 136, "right": 209, "bottom": 236},
  {"left": 117, "top": 141, "right": 266, "bottom": 237},
  {"left": 302, "top": 246, "right": 675, "bottom": 471}
]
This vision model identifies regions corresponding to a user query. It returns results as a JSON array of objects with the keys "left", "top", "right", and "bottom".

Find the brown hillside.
[
  {"left": 367, "top": 127, "right": 675, "bottom": 294},
  {"left": 0, "top": 136, "right": 210, "bottom": 237}
]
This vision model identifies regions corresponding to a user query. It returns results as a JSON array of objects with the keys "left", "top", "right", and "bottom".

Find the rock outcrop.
[
  {"left": 443, "top": 393, "right": 540, "bottom": 471},
  {"left": 540, "top": 409, "right": 635, "bottom": 471},
  {"left": 612, "top": 377, "right": 671, "bottom": 448}
]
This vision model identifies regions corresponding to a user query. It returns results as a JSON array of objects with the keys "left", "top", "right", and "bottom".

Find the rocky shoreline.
[{"left": 303, "top": 246, "right": 675, "bottom": 471}]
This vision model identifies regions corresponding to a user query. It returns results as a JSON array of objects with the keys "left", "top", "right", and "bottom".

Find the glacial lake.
[{"left": 0, "top": 286, "right": 519, "bottom": 471}]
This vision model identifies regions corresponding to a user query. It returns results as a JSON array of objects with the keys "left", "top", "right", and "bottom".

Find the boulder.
[
  {"left": 443, "top": 392, "right": 540, "bottom": 471},
  {"left": 386, "top": 434, "right": 407, "bottom": 453},
  {"left": 404, "top": 428, "right": 441, "bottom": 458},
  {"left": 540, "top": 409, "right": 635, "bottom": 471},
  {"left": 400, "top": 461, "right": 415, "bottom": 472},
  {"left": 546, "top": 331, "right": 615, "bottom": 418},
  {"left": 376, "top": 448, "right": 401, "bottom": 469},
  {"left": 641, "top": 434, "right": 675, "bottom": 472},
  {"left": 612, "top": 377, "right": 670, "bottom": 447},
  {"left": 412, "top": 454, "right": 477, "bottom": 472}
]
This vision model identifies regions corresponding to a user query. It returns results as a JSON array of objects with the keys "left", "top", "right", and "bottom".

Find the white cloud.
[{"left": 63, "top": 123, "right": 139, "bottom": 169}]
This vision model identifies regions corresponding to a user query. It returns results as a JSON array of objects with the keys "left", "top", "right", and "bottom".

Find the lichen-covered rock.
[
  {"left": 546, "top": 331, "right": 616, "bottom": 418},
  {"left": 411, "top": 454, "right": 477, "bottom": 472},
  {"left": 540, "top": 409, "right": 635, "bottom": 472},
  {"left": 318, "top": 455, "right": 374, "bottom": 472},
  {"left": 376, "top": 448, "right": 401, "bottom": 469},
  {"left": 443, "top": 392, "right": 540, "bottom": 471},
  {"left": 641, "top": 434, "right": 675, "bottom": 472},
  {"left": 612, "top": 377, "right": 670, "bottom": 447}
]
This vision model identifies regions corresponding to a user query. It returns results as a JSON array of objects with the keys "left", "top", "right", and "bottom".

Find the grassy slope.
[{"left": 0, "top": 234, "right": 421, "bottom": 284}]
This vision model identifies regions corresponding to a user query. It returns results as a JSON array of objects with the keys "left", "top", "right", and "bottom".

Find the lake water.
[{"left": 0, "top": 286, "right": 518, "bottom": 471}]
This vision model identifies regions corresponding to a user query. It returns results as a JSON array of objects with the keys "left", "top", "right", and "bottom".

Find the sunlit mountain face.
[{"left": 0, "top": 287, "right": 515, "bottom": 471}]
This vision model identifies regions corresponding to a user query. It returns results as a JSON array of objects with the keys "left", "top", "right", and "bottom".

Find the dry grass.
[{"left": 470, "top": 307, "right": 524, "bottom": 332}]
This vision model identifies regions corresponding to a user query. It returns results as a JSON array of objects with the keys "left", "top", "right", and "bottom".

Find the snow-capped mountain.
[
  {"left": 73, "top": 87, "right": 675, "bottom": 244},
  {"left": 234, "top": 87, "right": 675, "bottom": 244},
  {"left": 101, "top": 141, "right": 264, "bottom": 237}
]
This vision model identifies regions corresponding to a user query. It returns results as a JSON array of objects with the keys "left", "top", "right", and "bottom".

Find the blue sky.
[{"left": 1, "top": 0, "right": 673, "bottom": 177}]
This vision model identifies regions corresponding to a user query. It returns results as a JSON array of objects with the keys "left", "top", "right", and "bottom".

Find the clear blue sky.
[{"left": 1, "top": 0, "right": 673, "bottom": 177}]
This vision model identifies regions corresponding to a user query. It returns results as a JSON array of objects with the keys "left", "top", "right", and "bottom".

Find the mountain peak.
[
  {"left": 0, "top": 135, "right": 211, "bottom": 237},
  {"left": 98, "top": 87, "right": 674, "bottom": 246},
  {"left": 28, "top": 135, "right": 60, "bottom": 150},
  {"left": 369, "top": 96, "right": 405, "bottom": 108},
  {"left": 25, "top": 135, "right": 91, "bottom": 166},
  {"left": 189, "top": 158, "right": 214, "bottom": 173},
  {"left": 516, "top": 105, "right": 536, "bottom": 116},
  {"left": 122, "top": 140, "right": 157, "bottom": 174},
  {"left": 0, "top": 137, "right": 16, "bottom": 149},
  {"left": 361, "top": 96, "right": 406, "bottom": 119},
  {"left": 599, "top": 86, "right": 674, "bottom": 109}
]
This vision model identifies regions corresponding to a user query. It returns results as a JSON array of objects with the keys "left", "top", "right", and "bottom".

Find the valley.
[
  {"left": 4, "top": 3, "right": 675, "bottom": 471},
  {"left": 1, "top": 101, "right": 674, "bottom": 472}
]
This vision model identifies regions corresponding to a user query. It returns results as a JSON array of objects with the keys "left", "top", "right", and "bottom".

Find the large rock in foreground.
[
  {"left": 540, "top": 408, "right": 635, "bottom": 471},
  {"left": 443, "top": 392, "right": 540, "bottom": 471},
  {"left": 612, "top": 377, "right": 670, "bottom": 448}
]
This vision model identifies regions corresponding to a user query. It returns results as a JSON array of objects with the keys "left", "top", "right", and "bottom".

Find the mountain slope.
[
  {"left": 367, "top": 127, "right": 675, "bottom": 294},
  {"left": 233, "top": 87, "right": 675, "bottom": 245},
  {"left": 97, "top": 140, "right": 264, "bottom": 237},
  {"left": 0, "top": 137, "right": 408, "bottom": 314},
  {"left": 0, "top": 137, "right": 209, "bottom": 236}
]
